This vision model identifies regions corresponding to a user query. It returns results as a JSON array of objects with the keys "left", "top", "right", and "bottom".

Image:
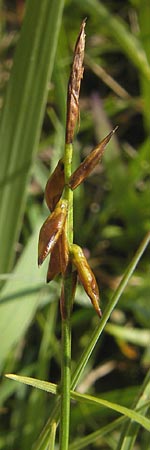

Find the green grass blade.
[
  {"left": 0, "top": 0, "right": 64, "bottom": 276},
  {"left": 48, "top": 421, "right": 57, "bottom": 450},
  {"left": 69, "top": 371, "right": 150, "bottom": 449},
  {"left": 71, "top": 391, "right": 150, "bottom": 433},
  {"left": 0, "top": 218, "right": 58, "bottom": 370},
  {"left": 69, "top": 417, "right": 125, "bottom": 450},
  {"left": 5, "top": 374, "right": 150, "bottom": 432},
  {"left": 5, "top": 373, "right": 57, "bottom": 395},
  {"left": 116, "top": 370, "right": 150, "bottom": 450}
]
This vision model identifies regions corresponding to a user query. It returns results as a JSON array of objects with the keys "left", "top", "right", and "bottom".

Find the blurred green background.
[{"left": 0, "top": 0, "right": 150, "bottom": 449}]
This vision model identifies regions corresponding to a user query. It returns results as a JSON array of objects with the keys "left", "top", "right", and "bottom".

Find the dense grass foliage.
[{"left": 0, "top": 1, "right": 150, "bottom": 449}]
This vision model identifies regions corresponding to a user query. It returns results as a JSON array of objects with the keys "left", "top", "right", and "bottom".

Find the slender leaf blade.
[
  {"left": 5, "top": 374, "right": 150, "bottom": 432},
  {"left": 0, "top": 0, "right": 64, "bottom": 276},
  {"left": 0, "top": 218, "right": 59, "bottom": 371}
]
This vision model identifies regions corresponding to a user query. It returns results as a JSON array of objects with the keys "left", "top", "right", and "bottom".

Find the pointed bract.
[{"left": 68, "top": 127, "right": 118, "bottom": 190}]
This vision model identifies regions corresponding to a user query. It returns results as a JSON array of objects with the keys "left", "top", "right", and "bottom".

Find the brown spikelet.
[
  {"left": 70, "top": 244, "right": 102, "bottom": 318},
  {"left": 45, "top": 159, "right": 65, "bottom": 212},
  {"left": 66, "top": 19, "right": 86, "bottom": 144},
  {"left": 68, "top": 127, "right": 118, "bottom": 190},
  {"left": 38, "top": 199, "right": 68, "bottom": 266}
]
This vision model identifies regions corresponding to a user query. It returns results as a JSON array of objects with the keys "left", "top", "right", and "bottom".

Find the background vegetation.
[{"left": 0, "top": 0, "right": 150, "bottom": 449}]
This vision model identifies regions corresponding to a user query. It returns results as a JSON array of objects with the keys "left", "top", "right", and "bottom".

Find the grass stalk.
[
  {"left": 60, "top": 281, "right": 71, "bottom": 450},
  {"left": 48, "top": 420, "right": 57, "bottom": 450},
  {"left": 59, "top": 143, "right": 74, "bottom": 449}
]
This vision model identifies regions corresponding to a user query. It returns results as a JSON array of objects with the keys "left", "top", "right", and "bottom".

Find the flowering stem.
[
  {"left": 59, "top": 20, "right": 85, "bottom": 449},
  {"left": 59, "top": 143, "right": 73, "bottom": 450},
  {"left": 64, "top": 143, "right": 73, "bottom": 242}
]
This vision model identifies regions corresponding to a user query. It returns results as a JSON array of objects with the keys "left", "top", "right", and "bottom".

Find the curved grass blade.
[
  {"left": 5, "top": 374, "right": 150, "bottom": 432},
  {"left": 0, "top": 219, "right": 47, "bottom": 370},
  {"left": 71, "top": 391, "right": 150, "bottom": 433},
  {"left": 69, "top": 417, "right": 125, "bottom": 450},
  {"left": 116, "top": 370, "right": 150, "bottom": 450},
  {"left": 0, "top": 0, "right": 64, "bottom": 279}
]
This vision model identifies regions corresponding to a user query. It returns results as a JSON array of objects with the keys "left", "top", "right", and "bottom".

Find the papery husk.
[
  {"left": 58, "top": 222, "right": 69, "bottom": 275},
  {"left": 38, "top": 199, "right": 68, "bottom": 266},
  {"left": 45, "top": 159, "right": 65, "bottom": 212},
  {"left": 47, "top": 221, "right": 69, "bottom": 282},
  {"left": 47, "top": 241, "right": 61, "bottom": 282}
]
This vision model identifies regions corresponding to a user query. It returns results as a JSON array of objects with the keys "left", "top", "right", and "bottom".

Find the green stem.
[
  {"left": 48, "top": 420, "right": 57, "bottom": 450},
  {"left": 64, "top": 143, "right": 73, "bottom": 242},
  {"left": 59, "top": 143, "right": 73, "bottom": 450},
  {"left": 60, "top": 278, "right": 71, "bottom": 450}
]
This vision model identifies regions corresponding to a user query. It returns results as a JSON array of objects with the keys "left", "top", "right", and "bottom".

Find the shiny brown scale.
[
  {"left": 58, "top": 223, "right": 69, "bottom": 275},
  {"left": 66, "top": 19, "right": 86, "bottom": 144},
  {"left": 45, "top": 159, "right": 65, "bottom": 212},
  {"left": 38, "top": 199, "right": 68, "bottom": 266},
  {"left": 68, "top": 127, "right": 118, "bottom": 190},
  {"left": 47, "top": 241, "right": 61, "bottom": 282},
  {"left": 47, "top": 222, "right": 69, "bottom": 282},
  {"left": 70, "top": 244, "right": 102, "bottom": 318}
]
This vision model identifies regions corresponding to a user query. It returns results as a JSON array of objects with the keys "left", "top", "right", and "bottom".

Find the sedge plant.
[
  {"left": 6, "top": 20, "right": 150, "bottom": 450},
  {"left": 37, "top": 20, "right": 117, "bottom": 449}
]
